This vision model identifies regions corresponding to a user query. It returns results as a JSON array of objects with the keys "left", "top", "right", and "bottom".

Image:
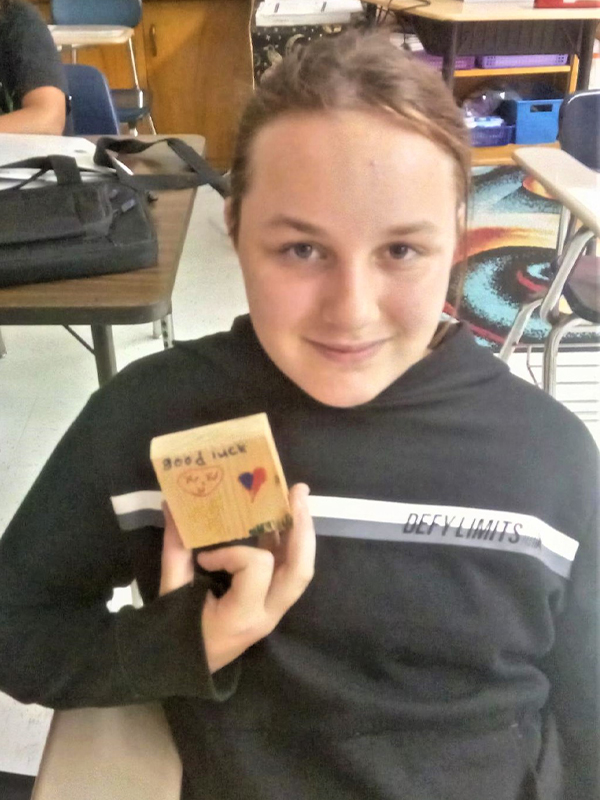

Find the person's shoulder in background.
[{"left": 0, "top": 0, "right": 67, "bottom": 133}]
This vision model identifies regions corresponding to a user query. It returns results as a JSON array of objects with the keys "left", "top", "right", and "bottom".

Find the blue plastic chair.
[
  {"left": 62, "top": 62, "right": 171, "bottom": 346},
  {"left": 52, "top": 0, "right": 141, "bottom": 26},
  {"left": 64, "top": 63, "right": 120, "bottom": 135},
  {"left": 51, "top": 0, "right": 155, "bottom": 135}
]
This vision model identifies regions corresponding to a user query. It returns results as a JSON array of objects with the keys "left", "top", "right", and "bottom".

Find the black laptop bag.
[{"left": 0, "top": 137, "right": 228, "bottom": 288}]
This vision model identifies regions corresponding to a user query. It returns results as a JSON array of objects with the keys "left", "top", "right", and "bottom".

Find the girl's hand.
[
  {"left": 159, "top": 484, "right": 315, "bottom": 673},
  {"left": 159, "top": 501, "right": 196, "bottom": 595}
]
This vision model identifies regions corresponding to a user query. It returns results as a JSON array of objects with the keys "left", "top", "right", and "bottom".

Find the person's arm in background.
[
  {"left": 0, "top": 85, "right": 65, "bottom": 133},
  {"left": 0, "top": 0, "right": 67, "bottom": 134}
]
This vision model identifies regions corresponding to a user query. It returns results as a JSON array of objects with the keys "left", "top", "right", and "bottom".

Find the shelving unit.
[
  {"left": 471, "top": 140, "right": 559, "bottom": 167},
  {"left": 453, "top": 56, "right": 579, "bottom": 98},
  {"left": 383, "top": 0, "right": 600, "bottom": 165},
  {"left": 453, "top": 58, "right": 579, "bottom": 162},
  {"left": 455, "top": 65, "right": 572, "bottom": 79}
]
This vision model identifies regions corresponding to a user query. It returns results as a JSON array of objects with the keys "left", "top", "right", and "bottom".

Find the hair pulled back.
[{"left": 228, "top": 30, "right": 471, "bottom": 241}]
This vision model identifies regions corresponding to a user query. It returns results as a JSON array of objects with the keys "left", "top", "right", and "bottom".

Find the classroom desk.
[
  {"left": 49, "top": 25, "right": 134, "bottom": 49},
  {"left": 513, "top": 146, "right": 600, "bottom": 234},
  {"left": 377, "top": 0, "right": 600, "bottom": 88},
  {"left": 0, "top": 136, "right": 204, "bottom": 387},
  {"left": 499, "top": 146, "right": 600, "bottom": 388}
]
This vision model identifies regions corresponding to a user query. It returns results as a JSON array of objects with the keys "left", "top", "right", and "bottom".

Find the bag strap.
[
  {"left": 94, "top": 136, "right": 230, "bottom": 198},
  {"left": 0, "top": 154, "right": 86, "bottom": 189}
]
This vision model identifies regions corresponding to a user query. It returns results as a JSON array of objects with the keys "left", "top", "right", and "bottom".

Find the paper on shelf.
[{"left": 255, "top": 0, "right": 363, "bottom": 26}]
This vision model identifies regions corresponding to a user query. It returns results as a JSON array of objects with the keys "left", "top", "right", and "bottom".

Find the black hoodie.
[{"left": 0, "top": 317, "right": 597, "bottom": 800}]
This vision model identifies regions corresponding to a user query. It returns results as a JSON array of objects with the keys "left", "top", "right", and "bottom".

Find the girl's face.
[{"left": 229, "top": 109, "right": 460, "bottom": 408}]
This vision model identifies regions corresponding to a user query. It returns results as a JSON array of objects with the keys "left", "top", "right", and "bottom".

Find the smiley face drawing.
[{"left": 178, "top": 467, "right": 223, "bottom": 498}]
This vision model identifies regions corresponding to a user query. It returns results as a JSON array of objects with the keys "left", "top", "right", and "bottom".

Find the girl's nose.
[{"left": 320, "top": 261, "right": 380, "bottom": 331}]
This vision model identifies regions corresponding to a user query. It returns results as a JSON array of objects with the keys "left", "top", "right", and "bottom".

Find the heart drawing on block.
[{"left": 238, "top": 467, "right": 267, "bottom": 502}]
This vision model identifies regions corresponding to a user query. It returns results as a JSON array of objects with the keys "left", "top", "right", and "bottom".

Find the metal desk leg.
[
  {"left": 161, "top": 313, "right": 174, "bottom": 349},
  {"left": 91, "top": 325, "right": 117, "bottom": 386},
  {"left": 442, "top": 24, "right": 458, "bottom": 89},
  {"left": 0, "top": 328, "right": 6, "bottom": 358},
  {"left": 577, "top": 21, "right": 596, "bottom": 90}
]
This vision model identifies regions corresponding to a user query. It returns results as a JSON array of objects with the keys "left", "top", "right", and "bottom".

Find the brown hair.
[
  {"left": 228, "top": 30, "right": 471, "bottom": 335},
  {"left": 229, "top": 30, "right": 471, "bottom": 241}
]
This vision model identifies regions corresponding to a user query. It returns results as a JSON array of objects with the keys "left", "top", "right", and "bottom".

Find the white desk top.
[
  {"left": 385, "top": 0, "right": 600, "bottom": 21},
  {"left": 49, "top": 24, "right": 134, "bottom": 47},
  {"left": 513, "top": 147, "right": 600, "bottom": 236}
]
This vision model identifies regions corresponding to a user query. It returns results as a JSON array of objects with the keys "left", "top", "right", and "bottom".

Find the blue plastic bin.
[{"left": 500, "top": 86, "right": 563, "bottom": 145}]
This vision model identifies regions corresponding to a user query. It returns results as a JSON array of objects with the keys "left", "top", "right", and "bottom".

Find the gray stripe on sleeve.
[
  {"left": 117, "top": 508, "right": 165, "bottom": 531},
  {"left": 313, "top": 517, "right": 572, "bottom": 579}
]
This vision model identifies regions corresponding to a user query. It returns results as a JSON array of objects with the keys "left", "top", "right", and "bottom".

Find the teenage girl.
[{"left": 0, "top": 30, "right": 597, "bottom": 800}]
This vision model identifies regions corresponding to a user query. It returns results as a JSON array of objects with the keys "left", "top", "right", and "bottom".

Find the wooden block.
[{"left": 150, "top": 413, "right": 291, "bottom": 549}]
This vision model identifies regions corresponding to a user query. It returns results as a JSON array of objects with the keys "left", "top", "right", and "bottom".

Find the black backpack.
[{"left": 0, "top": 137, "right": 229, "bottom": 288}]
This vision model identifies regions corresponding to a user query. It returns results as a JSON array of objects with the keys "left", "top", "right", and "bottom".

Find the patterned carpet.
[{"left": 447, "top": 165, "right": 598, "bottom": 351}]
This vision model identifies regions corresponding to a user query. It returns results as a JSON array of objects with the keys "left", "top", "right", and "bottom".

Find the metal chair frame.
[
  {"left": 499, "top": 224, "right": 599, "bottom": 395},
  {"left": 499, "top": 89, "right": 600, "bottom": 398},
  {"left": 51, "top": 0, "right": 155, "bottom": 135}
]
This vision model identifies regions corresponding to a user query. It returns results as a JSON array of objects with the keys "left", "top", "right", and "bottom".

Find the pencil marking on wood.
[{"left": 177, "top": 467, "right": 223, "bottom": 498}]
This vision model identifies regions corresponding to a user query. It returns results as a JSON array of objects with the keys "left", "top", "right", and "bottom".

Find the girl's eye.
[
  {"left": 284, "top": 243, "right": 319, "bottom": 260},
  {"left": 292, "top": 243, "right": 315, "bottom": 259},
  {"left": 388, "top": 243, "right": 414, "bottom": 260}
]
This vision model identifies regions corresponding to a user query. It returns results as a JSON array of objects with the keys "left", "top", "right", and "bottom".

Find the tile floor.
[{"left": 0, "top": 186, "right": 598, "bottom": 779}]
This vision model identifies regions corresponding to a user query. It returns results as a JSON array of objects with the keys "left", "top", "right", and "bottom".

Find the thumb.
[{"left": 159, "top": 502, "right": 195, "bottom": 596}]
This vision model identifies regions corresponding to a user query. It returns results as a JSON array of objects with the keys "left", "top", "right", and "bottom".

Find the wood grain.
[
  {"left": 384, "top": 0, "right": 600, "bottom": 22},
  {"left": 142, "top": 0, "right": 254, "bottom": 169},
  {"left": 151, "top": 414, "right": 291, "bottom": 549},
  {"left": 32, "top": 1, "right": 150, "bottom": 92},
  {"left": 34, "top": 0, "right": 254, "bottom": 166}
]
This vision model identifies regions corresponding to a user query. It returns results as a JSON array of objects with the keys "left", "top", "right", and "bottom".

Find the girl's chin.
[{"left": 297, "top": 377, "right": 385, "bottom": 408}]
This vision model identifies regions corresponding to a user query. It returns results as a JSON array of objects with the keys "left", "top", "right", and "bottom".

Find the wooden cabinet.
[
  {"left": 142, "top": 0, "right": 254, "bottom": 169},
  {"left": 33, "top": 0, "right": 254, "bottom": 169}
]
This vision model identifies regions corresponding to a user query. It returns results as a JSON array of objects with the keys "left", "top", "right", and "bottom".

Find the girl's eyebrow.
[
  {"left": 385, "top": 222, "right": 439, "bottom": 236},
  {"left": 266, "top": 215, "right": 324, "bottom": 235},
  {"left": 266, "top": 216, "right": 439, "bottom": 237}
]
